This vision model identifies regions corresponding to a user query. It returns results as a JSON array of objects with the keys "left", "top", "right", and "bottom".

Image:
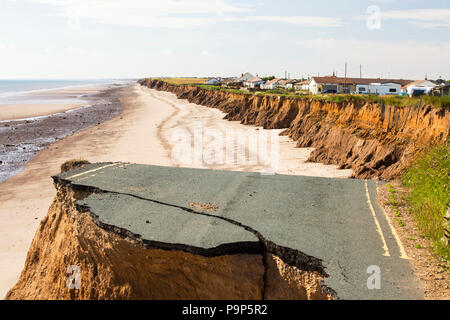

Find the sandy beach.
[
  {"left": 0, "top": 83, "right": 352, "bottom": 298},
  {"left": 0, "top": 84, "right": 118, "bottom": 121},
  {"left": 0, "top": 104, "right": 83, "bottom": 122}
]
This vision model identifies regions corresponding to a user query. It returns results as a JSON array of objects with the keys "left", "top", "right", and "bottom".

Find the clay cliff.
[{"left": 139, "top": 79, "right": 449, "bottom": 180}]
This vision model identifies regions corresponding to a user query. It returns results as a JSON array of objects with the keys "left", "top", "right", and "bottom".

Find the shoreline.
[
  {"left": 0, "top": 83, "right": 124, "bottom": 121},
  {"left": 0, "top": 83, "right": 352, "bottom": 298},
  {"left": 0, "top": 87, "right": 123, "bottom": 184},
  {"left": 0, "top": 104, "right": 83, "bottom": 122},
  {"left": 0, "top": 104, "right": 96, "bottom": 123}
]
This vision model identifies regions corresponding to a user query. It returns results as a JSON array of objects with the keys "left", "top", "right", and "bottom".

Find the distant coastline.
[{"left": 0, "top": 79, "right": 133, "bottom": 104}]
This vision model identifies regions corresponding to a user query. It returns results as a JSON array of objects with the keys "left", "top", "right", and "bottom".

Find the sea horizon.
[{"left": 0, "top": 79, "right": 134, "bottom": 104}]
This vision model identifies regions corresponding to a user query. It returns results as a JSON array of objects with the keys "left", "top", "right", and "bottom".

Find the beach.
[
  {"left": 0, "top": 85, "right": 109, "bottom": 121},
  {"left": 0, "top": 85, "right": 123, "bottom": 183},
  {"left": 0, "top": 104, "right": 84, "bottom": 122},
  {"left": 0, "top": 83, "right": 352, "bottom": 298}
]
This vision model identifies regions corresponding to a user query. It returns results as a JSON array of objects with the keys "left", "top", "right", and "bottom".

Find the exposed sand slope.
[{"left": 0, "top": 84, "right": 351, "bottom": 298}]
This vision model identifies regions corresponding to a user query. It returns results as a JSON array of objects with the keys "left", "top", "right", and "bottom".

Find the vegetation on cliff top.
[
  {"left": 153, "top": 77, "right": 209, "bottom": 85},
  {"left": 402, "top": 141, "right": 450, "bottom": 262}
]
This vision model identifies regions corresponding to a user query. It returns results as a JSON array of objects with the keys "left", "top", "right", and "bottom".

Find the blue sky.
[{"left": 0, "top": 0, "right": 449, "bottom": 80}]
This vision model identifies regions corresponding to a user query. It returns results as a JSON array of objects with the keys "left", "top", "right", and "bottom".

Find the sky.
[{"left": 0, "top": 0, "right": 449, "bottom": 80}]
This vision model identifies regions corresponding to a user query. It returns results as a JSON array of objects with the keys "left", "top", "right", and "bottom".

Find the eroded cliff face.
[
  {"left": 140, "top": 79, "right": 449, "bottom": 180},
  {"left": 6, "top": 183, "right": 334, "bottom": 300}
]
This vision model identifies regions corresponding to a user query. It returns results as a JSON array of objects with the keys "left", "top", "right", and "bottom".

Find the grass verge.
[{"left": 402, "top": 141, "right": 450, "bottom": 261}]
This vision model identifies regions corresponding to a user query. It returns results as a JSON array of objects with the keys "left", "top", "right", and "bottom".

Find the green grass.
[
  {"left": 195, "top": 84, "right": 252, "bottom": 95},
  {"left": 402, "top": 141, "right": 450, "bottom": 261},
  {"left": 387, "top": 184, "right": 402, "bottom": 221},
  {"left": 154, "top": 77, "right": 209, "bottom": 85}
]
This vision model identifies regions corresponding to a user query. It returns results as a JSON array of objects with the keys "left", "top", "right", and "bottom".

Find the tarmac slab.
[
  {"left": 54, "top": 162, "right": 424, "bottom": 300},
  {"left": 77, "top": 192, "right": 260, "bottom": 256}
]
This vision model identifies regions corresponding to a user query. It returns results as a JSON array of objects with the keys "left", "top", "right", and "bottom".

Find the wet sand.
[
  {"left": 0, "top": 84, "right": 115, "bottom": 121},
  {"left": 0, "top": 104, "right": 83, "bottom": 121},
  {"left": 0, "top": 83, "right": 352, "bottom": 298},
  {"left": 0, "top": 88, "right": 123, "bottom": 183}
]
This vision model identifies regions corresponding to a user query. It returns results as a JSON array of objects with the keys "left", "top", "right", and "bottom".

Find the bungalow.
[
  {"left": 309, "top": 76, "right": 412, "bottom": 95},
  {"left": 356, "top": 83, "right": 402, "bottom": 95},
  {"left": 204, "top": 78, "right": 221, "bottom": 85},
  {"left": 244, "top": 76, "right": 265, "bottom": 89},
  {"left": 222, "top": 77, "right": 237, "bottom": 84},
  {"left": 431, "top": 83, "right": 450, "bottom": 96},
  {"left": 235, "top": 72, "right": 254, "bottom": 83},
  {"left": 281, "top": 79, "right": 297, "bottom": 89},
  {"left": 294, "top": 80, "right": 309, "bottom": 91},
  {"left": 261, "top": 78, "right": 283, "bottom": 90},
  {"left": 402, "top": 80, "right": 437, "bottom": 97}
]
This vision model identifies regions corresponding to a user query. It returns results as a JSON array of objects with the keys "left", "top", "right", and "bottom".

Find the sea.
[
  {"left": 0, "top": 79, "right": 128, "bottom": 183},
  {"left": 0, "top": 79, "right": 132, "bottom": 104}
]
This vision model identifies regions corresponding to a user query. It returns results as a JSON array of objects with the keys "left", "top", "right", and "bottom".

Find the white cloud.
[
  {"left": 357, "top": 8, "right": 450, "bottom": 28},
  {"left": 200, "top": 50, "right": 212, "bottom": 56},
  {"left": 0, "top": 43, "right": 16, "bottom": 51},
  {"left": 66, "top": 46, "right": 88, "bottom": 55},
  {"left": 29, "top": 0, "right": 343, "bottom": 29},
  {"left": 244, "top": 16, "right": 343, "bottom": 27},
  {"left": 30, "top": 0, "right": 250, "bottom": 28},
  {"left": 163, "top": 49, "right": 173, "bottom": 56},
  {"left": 381, "top": 9, "right": 450, "bottom": 28}
]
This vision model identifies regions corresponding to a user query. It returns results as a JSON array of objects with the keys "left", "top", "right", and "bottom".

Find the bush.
[{"left": 60, "top": 159, "right": 91, "bottom": 173}]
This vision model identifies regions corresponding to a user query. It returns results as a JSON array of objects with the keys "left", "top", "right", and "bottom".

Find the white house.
[
  {"left": 294, "top": 81, "right": 309, "bottom": 91},
  {"left": 236, "top": 72, "right": 254, "bottom": 83},
  {"left": 261, "top": 78, "right": 283, "bottom": 90},
  {"left": 403, "top": 80, "right": 437, "bottom": 96},
  {"left": 205, "top": 78, "right": 221, "bottom": 85},
  {"left": 281, "top": 80, "right": 296, "bottom": 89},
  {"left": 244, "top": 76, "right": 265, "bottom": 88},
  {"left": 308, "top": 78, "right": 326, "bottom": 94},
  {"left": 356, "top": 83, "right": 402, "bottom": 95}
]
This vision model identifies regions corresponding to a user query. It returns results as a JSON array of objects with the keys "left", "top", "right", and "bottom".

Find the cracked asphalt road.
[{"left": 55, "top": 162, "right": 424, "bottom": 300}]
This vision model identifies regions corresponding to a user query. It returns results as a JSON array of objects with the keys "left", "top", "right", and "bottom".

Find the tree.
[{"left": 262, "top": 76, "right": 275, "bottom": 81}]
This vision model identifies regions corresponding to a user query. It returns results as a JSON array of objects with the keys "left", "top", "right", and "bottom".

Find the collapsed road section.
[{"left": 7, "top": 163, "right": 423, "bottom": 300}]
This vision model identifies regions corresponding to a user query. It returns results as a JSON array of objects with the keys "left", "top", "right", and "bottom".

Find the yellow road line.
[
  {"left": 365, "top": 180, "right": 390, "bottom": 257},
  {"left": 376, "top": 183, "right": 409, "bottom": 260},
  {"left": 66, "top": 163, "right": 119, "bottom": 180}
]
